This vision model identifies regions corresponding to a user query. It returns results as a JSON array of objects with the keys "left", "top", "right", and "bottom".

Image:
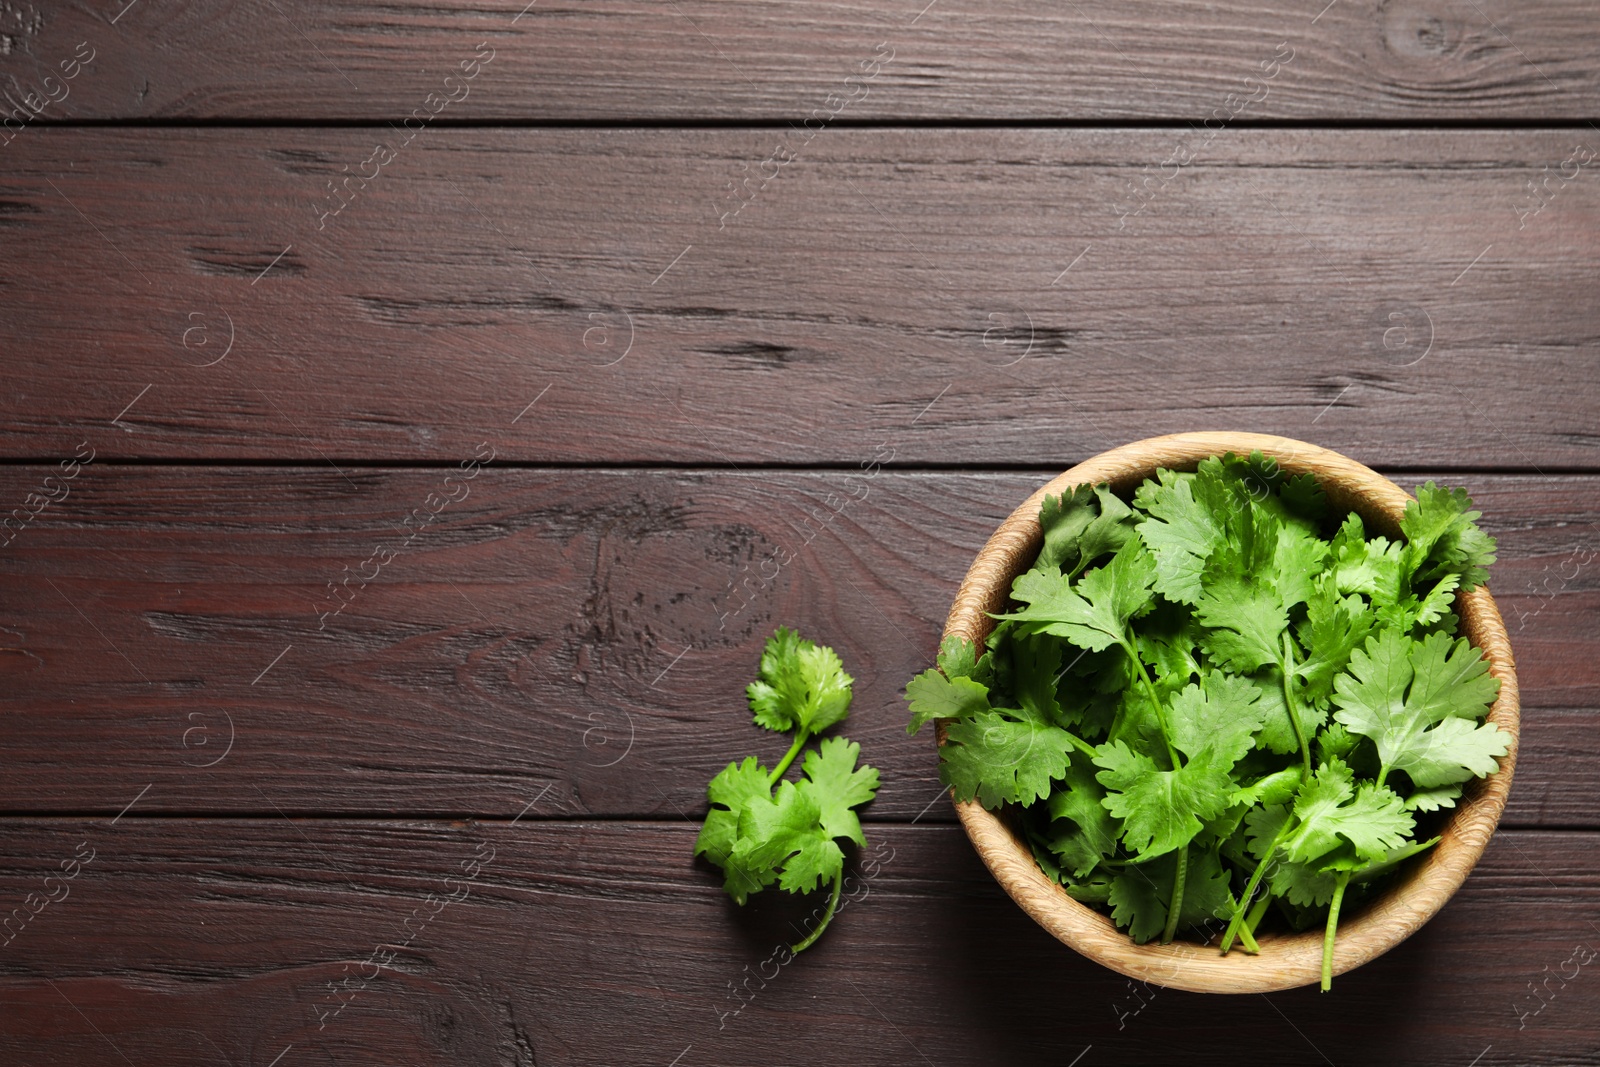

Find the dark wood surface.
[
  {"left": 0, "top": 468, "right": 1596, "bottom": 829},
  {"left": 3, "top": 129, "right": 1599, "bottom": 466},
  {"left": 6, "top": 0, "right": 1600, "bottom": 120},
  {"left": 3, "top": 0, "right": 1599, "bottom": 1064},
  {"left": 1, "top": 821, "right": 1598, "bottom": 1067}
]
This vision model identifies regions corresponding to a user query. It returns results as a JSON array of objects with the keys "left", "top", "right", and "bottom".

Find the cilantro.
[
  {"left": 1038, "top": 484, "right": 1140, "bottom": 578},
  {"left": 697, "top": 628, "right": 879, "bottom": 952},
  {"left": 941, "top": 706, "right": 1085, "bottom": 808},
  {"left": 1279, "top": 760, "right": 1414, "bottom": 864},
  {"left": 1043, "top": 753, "right": 1122, "bottom": 878},
  {"left": 904, "top": 454, "right": 1508, "bottom": 989},
  {"left": 1331, "top": 630, "right": 1506, "bottom": 788},
  {"left": 748, "top": 626, "right": 854, "bottom": 738},
  {"left": 997, "top": 538, "right": 1157, "bottom": 654},
  {"left": 905, "top": 670, "right": 990, "bottom": 734},
  {"left": 1093, "top": 740, "right": 1232, "bottom": 860}
]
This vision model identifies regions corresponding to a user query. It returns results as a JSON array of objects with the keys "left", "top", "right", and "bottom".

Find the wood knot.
[{"left": 1380, "top": 0, "right": 1460, "bottom": 59}]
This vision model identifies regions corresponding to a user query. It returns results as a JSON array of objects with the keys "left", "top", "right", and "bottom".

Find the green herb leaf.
[
  {"left": 941, "top": 708, "right": 1078, "bottom": 808},
  {"left": 798, "top": 736, "right": 880, "bottom": 847},
  {"left": 995, "top": 538, "right": 1158, "bottom": 653},
  {"left": 1044, "top": 752, "right": 1123, "bottom": 878},
  {"left": 747, "top": 626, "right": 855, "bottom": 735},
  {"left": 695, "top": 757, "right": 783, "bottom": 904},
  {"left": 1166, "top": 671, "right": 1268, "bottom": 767},
  {"left": 733, "top": 780, "right": 844, "bottom": 895},
  {"left": 1093, "top": 741, "right": 1233, "bottom": 860},
  {"left": 1401, "top": 483, "right": 1498, "bottom": 592},
  {"left": 1331, "top": 629, "right": 1507, "bottom": 788},
  {"left": 1283, "top": 760, "right": 1415, "bottom": 864},
  {"left": 905, "top": 669, "right": 990, "bottom": 735}
]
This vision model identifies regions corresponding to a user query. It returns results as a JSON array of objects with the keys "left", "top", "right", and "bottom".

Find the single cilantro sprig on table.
[
  {"left": 696, "top": 627, "right": 879, "bottom": 952},
  {"left": 906, "top": 453, "right": 1508, "bottom": 989}
]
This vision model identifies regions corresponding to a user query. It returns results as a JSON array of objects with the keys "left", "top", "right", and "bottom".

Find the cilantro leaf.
[
  {"left": 695, "top": 757, "right": 783, "bottom": 904},
  {"left": 1195, "top": 535, "right": 1290, "bottom": 674},
  {"left": 1315, "top": 720, "right": 1359, "bottom": 764},
  {"left": 1135, "top": 601, "right": 1203, "bottom": 686},
  {"left": 798, "top": 736, "right": 879, "bottom": 847},
  {"left": 940, "top": 708, "right": 1077, "bottom": 808},
  {"left": 1331, "top": 629, "right": 1507, "bottom": 787},
  {"left": 1093, "top": 741, "right": 1233, "bottom": 860},
  {"left": 1231, "top": 766, "right": 1302, "bottom": 809},
  {"left": 1401, "top": 483, "right": 1498, "bottom": 592},
  {"left": 747, "top": 626, "right": 808, "bottom": 732},
  {"left": 1328, "top": 513, "right": 1405, "bottom": 605},
  {"left": 905, "top": 669, "right": 990, "bottom": 735},
  {"left": 1277, "top": 472, "right": 1329, "bottom": 526},
  {"left": 1292, "top": 577, "right": 1375, "bottom": 708},
  {"left": 1196, "top": 508, "right": 1325, "bottom": 674},
  {"left": 714, "top": 738, "right": 881, "bottom": 901},
  {"left": 1272, "top": 521, "right": 1330, "bottom": 613},
  {"left": 1375, "top": 572, "right": 1461, "bottom": 634},
  {"left": 1108, "top": 847, "right": 1233, "bottom": 944},
  {"left": 1133, "top": 462, "right": 1237, "bottom": 605},
  {"left": 1044, "top": 752, "right": 1123, "bottom": 878},
  {"left": 935, "top": 633, "right": 981, "bottom": 680},
  {"left": 1107, "top": 862, "right": 1170, "bottom": 944},
  {"left": 1268, "top": 854, "right": 1338, "bottom": 908},
  {"left": 1404, "top": 785, "right": 1461, "bottom": 812},
  {"left": 1245, "top": 802, "right": 1292, "bottom": 861},
  {"left": 995, "top": 537, "right": 1157, "bottom": 652},
  {"left": 746, "top": 626, "right": 855, "bottom": 735},
  {"left": 1038, "top": 484, "right": 1141, "bottom": 579},
  {"left": 702, "top": 627, "right": 878, "bottom": 952},
  {"left": 1283, "top": 760, "right": 1415, "bottom": 863},
  {"left": 1038, "top": 485, "right": 1098, "bottom": 571},
  {"left": 734, "top": 780, "right": 843, "bottom": 895},
  {"left": 1349, "top": 836, "right": 1441, "bottom": 885},
  {"left": 1166, "top": 671, "right": 1267, "bottom": 767},
  {"left": 1011, "top": 632, "right": 1065, "bottom": 727},
  {"left": 1249, "top": 666, "right": 1326, "bottom": 757}
]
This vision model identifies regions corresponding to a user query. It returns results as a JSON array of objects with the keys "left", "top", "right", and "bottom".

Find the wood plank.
[
  {"left": 0, "top": 819, "right": 1595, "bottom": 1065},
  {"left": 0, "top": 467, "right": 1594, "bottom": 826},
  {"left": 3, "top": 129, "right": 1598, "bottom": 467},
  {"left": 3, "top": 0, "right": 1598, "bottom": 120}
]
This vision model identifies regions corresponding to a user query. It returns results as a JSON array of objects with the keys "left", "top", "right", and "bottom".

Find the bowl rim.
[{"left": 938, "top": 431, "right": 1520, "bottom": 994}]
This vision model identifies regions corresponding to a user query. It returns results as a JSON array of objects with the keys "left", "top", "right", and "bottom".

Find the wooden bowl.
[{"left": 938, "top": 432, "right": 1519, "bottom": 993}]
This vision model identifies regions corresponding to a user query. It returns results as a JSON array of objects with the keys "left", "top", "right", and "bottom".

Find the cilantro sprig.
[
  {"left": 697, "top": 627, "right": 879, "bottom": 952},
  {"left": 907, "top": 453, "right": 1507, "bottom": 989}
]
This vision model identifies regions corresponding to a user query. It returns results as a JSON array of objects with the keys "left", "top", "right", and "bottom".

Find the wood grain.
[
  {"left": 0, "top": 820, "right": 1595, "bottom": 1064},
  {"left": 0, "top": 466, "right": 1593, "bottom": 825},
  {"left": 2, "top": 0, "right": 1598, "bottom": 120},
  {"left": 1, "top": 129, "right": 1598, "bottom": 466}
]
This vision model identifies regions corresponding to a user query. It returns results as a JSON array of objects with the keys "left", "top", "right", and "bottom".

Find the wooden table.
[{"left": 2, "top": 2, "right": 1597, "bottom": 1064}]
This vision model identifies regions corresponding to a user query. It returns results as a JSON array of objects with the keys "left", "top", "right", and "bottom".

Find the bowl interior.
[{"left": 940, "top": 431, "right": 1520, "bottom": 994}]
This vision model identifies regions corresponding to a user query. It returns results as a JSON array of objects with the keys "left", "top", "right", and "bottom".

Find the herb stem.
[
  {"left": 1161, "top": 845, "right": 1189, "bottom": 945},
  {"left": 1062, "top": 729, "right": 1099, "bottom": 760},
  {"left": 1244, "top": 891, "right": 1273, "bottom": 942},
  {"left": 1278, "top": 631, "right": 1313, "bottom": 778},
  {"left": 1221, "top": 817, "right": 1295, "bottom": 953},
  {"left": 1321, "top": 871, "right": 1351, "bottom": 992},
  {"left": 1236, "top": 914, "right": 1260, "bottom": 955},
  {"left": 791, "top": 867, "right": 843, "bottom": 954},
  {"left": 768, "top": 729, "right": 811, "bottom": 786},
  {"left": 1125, "top": 639, "right": 1181, "bottom": 769}
]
